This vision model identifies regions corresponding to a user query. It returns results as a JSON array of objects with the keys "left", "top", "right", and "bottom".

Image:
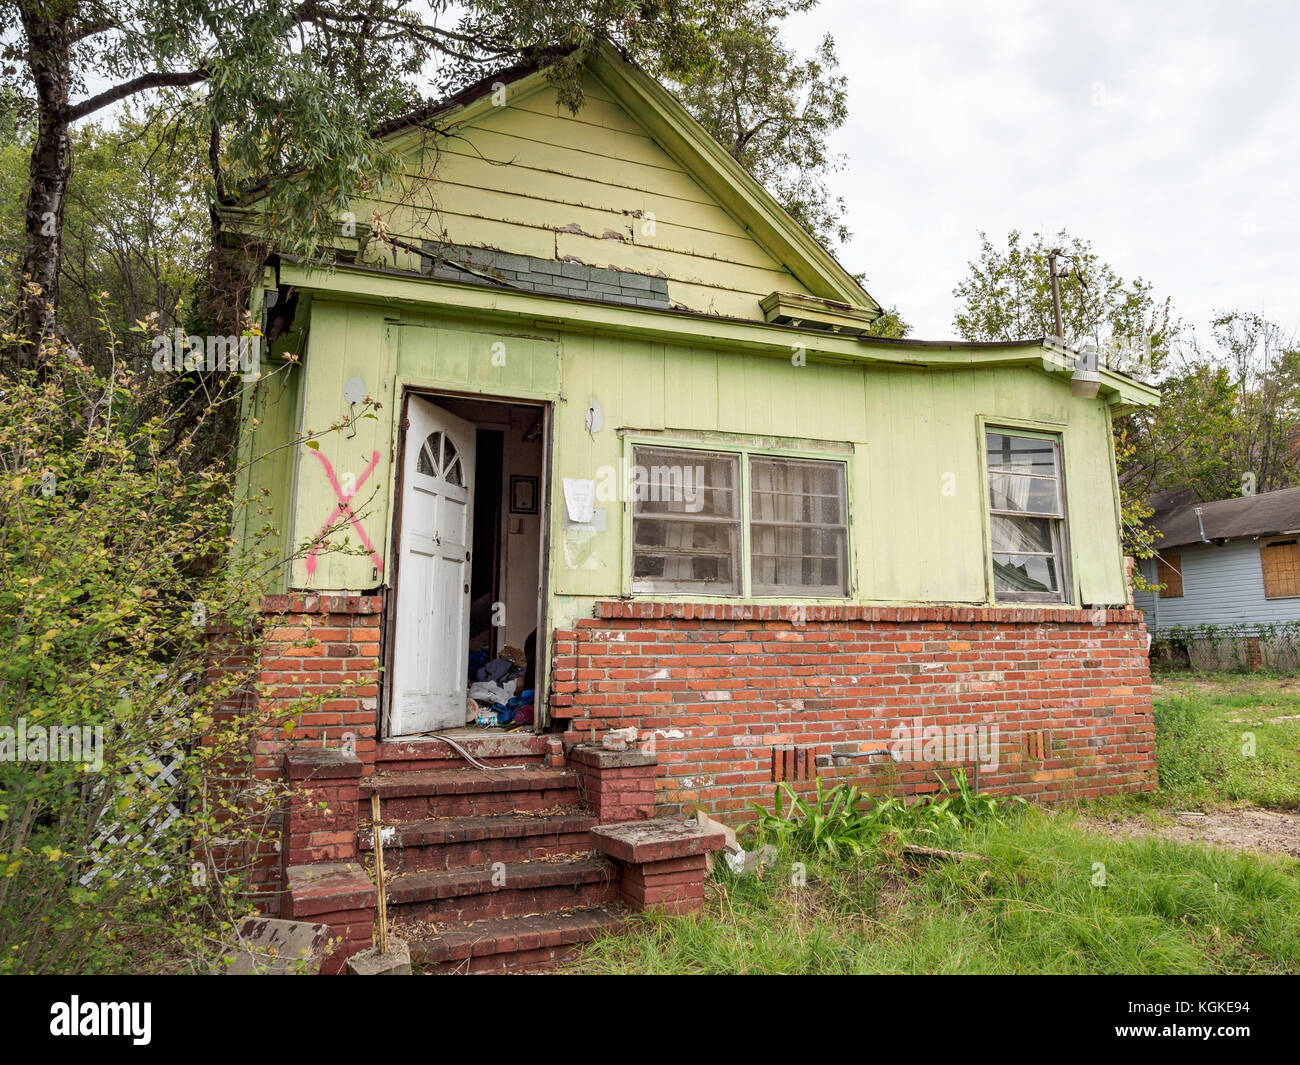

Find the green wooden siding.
[{"left": 256, "top": 298, "right": 1129, "bottom": 626}]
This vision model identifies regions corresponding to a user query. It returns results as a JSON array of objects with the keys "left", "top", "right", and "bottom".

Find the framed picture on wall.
[{"left": 510, "top": 474, "right": 538, "bottom": 515}]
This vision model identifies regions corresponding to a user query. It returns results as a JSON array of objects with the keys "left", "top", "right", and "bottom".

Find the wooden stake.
[{"left": 371, "top": 792, "right": 389, "bottom": 954}]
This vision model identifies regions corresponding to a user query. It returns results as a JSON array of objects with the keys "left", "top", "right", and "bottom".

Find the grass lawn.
[
  {"left": 566, "top": 671, "right": 1300, "bottom": 975},
  {"left": 1146, "top": 671, "right": 1300, "bottom": 809}
]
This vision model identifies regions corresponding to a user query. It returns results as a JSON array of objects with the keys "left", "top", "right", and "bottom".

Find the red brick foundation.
[
  {"left": 239, "top": 593, "right": 1156, "bottom": 944},
  {"left": 554, "top": 602, "right": 1156, "bottom": 818},
  {"left": 283, "top": 748, "right": 364, "bottom": 867},
  {"left": 242, "top": 595, "right": 384, "bottom": 912},
  {"left": 255, "top": 593, "right": 384, "bottom": 766}
]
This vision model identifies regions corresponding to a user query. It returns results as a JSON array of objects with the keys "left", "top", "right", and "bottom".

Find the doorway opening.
[{"left": 384, "top": 391, "right": 549, "bottom": 738}]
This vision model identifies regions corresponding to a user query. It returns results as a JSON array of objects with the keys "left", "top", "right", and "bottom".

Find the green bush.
[{"left": 0, "top": 341, "right": 347, "bottom": 972}]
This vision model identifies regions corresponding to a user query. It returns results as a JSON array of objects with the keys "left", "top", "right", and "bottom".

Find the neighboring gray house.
[{"left": 1134, "top": 487, "right": 1300, "bottom": 666}]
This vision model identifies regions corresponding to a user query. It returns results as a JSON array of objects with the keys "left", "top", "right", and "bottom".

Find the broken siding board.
[
  {"left": 362, "top": 77, "right": 820, "bottom": 317},
  {"left": 468, "top": 103, "right": 692, "bottom": 174},
  {"left": 413, "top": 182, "right": 769, "bottom": 269},
  {"left": 509, "top": 82, "right": 652, "bottom": 137},
  {"left": 412, "top": 131, "right": 721, "bottom": 205},
  {"left": 378, "top": 162, "right": 778, "bottom": 270},
  {"left": 405, "top": 168, "right": 786, "bottom": 269},
  {"left": 662, "top": 281, "right": 764, "bottom": 320}
]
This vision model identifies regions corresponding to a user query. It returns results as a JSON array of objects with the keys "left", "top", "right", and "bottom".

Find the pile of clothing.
[{"left": 466, "top": 645, "right": 534, "bottom": 727}]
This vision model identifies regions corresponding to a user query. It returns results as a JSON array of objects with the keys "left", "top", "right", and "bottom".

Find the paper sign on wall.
[{"left": 563, "top": 478, "right": 596, "bottom": 524}]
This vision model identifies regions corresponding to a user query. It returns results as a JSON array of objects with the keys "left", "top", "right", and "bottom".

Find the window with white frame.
[
  {"left": 985, "top": 430, "right": 1070, "bottom": 602},
  {"left": 631, "top": 444, "right": 849, "bottom": 597}
]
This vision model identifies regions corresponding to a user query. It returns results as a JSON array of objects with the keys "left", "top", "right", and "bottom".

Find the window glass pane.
[
  {"left": 985, "top": 430, "right": 1068, "bottom": 603},
  {"left": 632, "top": 446, "right": 741, "bottom": 594},
  {"left": 990, "top": 515, "right": 1054, "bottom": 554},
  {"left": 986, "top": 433, "right": 1058, "bottom": 475},
  {"left": 749, "top": 457, "right": 848, "bottom": 595},
  {"left": 988, "top": 473, "right": 1060, "bottom": 515},
  {"left": 993, "top": 553, "right": 1060, "bottom": 594},
  {"left": 633, "top": 447, "right": 738, "bottom": 518},
  {"left": 632, "top": 519, "right": 739, "bottom": 594}
]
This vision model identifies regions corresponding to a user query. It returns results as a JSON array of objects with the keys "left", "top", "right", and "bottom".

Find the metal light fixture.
[{"left": 1071, "top": 342, "right": 1101, "bottom": 399}]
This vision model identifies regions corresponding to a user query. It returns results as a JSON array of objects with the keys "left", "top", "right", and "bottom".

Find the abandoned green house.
[{"left": 229, "top": 41, "right": 1160, "bottom": 971}]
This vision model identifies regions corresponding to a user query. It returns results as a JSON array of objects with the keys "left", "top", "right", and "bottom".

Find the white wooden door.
[{"left": 389, "top": 397, "right": 476, "bottom": 736}]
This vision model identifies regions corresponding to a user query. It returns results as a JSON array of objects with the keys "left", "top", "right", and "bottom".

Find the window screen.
[
  {"left": 749, "top": 456, "right": 848, "bottom": 596},
  {"left": 631, "top": 447, "right": 741, "bottom": 594}
]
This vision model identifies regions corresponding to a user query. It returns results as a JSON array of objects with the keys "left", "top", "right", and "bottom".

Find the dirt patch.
[{"left": 1084, "top": 807, "right": 1300, "bottom": 859}]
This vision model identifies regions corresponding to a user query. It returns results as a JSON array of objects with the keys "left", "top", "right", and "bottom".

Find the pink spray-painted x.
[{"left": 304, "top": 448, "right": 384, "bottom": 580}]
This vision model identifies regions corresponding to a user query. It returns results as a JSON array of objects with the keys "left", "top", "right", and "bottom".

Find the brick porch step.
[
  {"left": 401, "top": 905, "right": 626, "bottom": 974},
  {"left": 376, "top": 732, "right": 549, "bottom": 772},
  {"left": 386, "top": 856, "right": 618, "bottom": 922},
  {"left": 358, "top": 810, "right": 598, "bottom": 871},
  {"left": 361, "top": 766, "right": 582, "bottom": 817}
]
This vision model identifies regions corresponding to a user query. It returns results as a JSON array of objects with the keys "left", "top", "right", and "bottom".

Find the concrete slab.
[
  {"left": 222, "top": 917, "right": 332, "bottom": 974},
  {"left": 591, "top": 817, "right": 727, "bottom": 864}
]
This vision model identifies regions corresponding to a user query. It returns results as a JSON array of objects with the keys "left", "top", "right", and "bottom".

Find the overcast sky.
[{"left": 781, "top": 0, "right": 1298, "bottom": 343}]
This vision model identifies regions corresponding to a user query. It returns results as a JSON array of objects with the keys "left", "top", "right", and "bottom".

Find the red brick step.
[
  {"left": 358, "top": 810, "right": 597, "bottom": 871},
  {"left": 361, "top": 765, "right": 582, "bottom": 818},
  {"left": 402, "top": 906, "right": 626, "bottom": 974},
  {"left": 386, "top": 856, "right": 617, "bottom": 922}
]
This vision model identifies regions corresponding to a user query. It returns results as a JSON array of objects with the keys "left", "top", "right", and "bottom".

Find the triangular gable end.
[
  {"left": 586, "top": 42, "right": 878, "bottom": 313},
  {"left": 366, "top": 44, "right": 880, "bottom": 323}
]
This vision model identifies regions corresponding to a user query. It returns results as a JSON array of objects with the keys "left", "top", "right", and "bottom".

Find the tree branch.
[{"left": 66, "top": 70, "right": 209, "bottom": 123}]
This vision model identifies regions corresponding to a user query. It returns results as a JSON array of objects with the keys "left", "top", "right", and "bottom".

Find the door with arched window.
[{"left": 389, "top": 396, "right": 477, "bottom": 735}]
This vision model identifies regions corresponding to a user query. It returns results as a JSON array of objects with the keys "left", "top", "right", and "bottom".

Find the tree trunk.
[{"left": 11, "top": 5, "right": 73, "bottom": 373}]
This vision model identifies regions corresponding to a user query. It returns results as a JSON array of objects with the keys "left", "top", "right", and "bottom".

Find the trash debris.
[
  {"left": 724, "top": 843, "right": 777, "bottom": 877},
  {"left": 468, "top": 679, "right": 513, "bottom": 706},
  {"left": 695, "top": 810, "right": 737, "bottom": 874}
]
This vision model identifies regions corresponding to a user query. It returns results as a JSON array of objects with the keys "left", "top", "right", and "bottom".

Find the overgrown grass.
[
  {"left": 570, "top": 810, "right": 1300, "bottom": 974},
  {"left": 1150, "top": 672, "right": 1300, "bottom": 808}
]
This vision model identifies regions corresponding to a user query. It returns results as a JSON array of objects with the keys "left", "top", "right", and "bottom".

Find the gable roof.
[
  {"left": 372, "top": 40, "right": 880, "bottom": 315},
  {"left": 1152, "top": 486, "right": 1300, "bottom": 549}
]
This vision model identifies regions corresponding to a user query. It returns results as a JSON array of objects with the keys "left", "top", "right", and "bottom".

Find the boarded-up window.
[
  {"left": 1261, "top": 539, "right": 1300, "bottom": 599},
  {"left": 1156, "top": 553, "right": 1183, "bottom": 598},
  {"left": 985, "top": 431, "right": 1069, "bottom": 603}
]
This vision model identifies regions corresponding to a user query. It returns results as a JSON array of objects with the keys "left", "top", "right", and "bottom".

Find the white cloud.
[{"left": 786, "top": 0, "right": 1300, "bottom": 341}]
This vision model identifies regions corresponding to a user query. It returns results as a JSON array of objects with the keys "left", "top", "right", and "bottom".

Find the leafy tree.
[
  {"left": 1126, "top": 313, "right": 1300, "bottom": 502},
  {"left": 952, "top": 229, "right": 1177, "bottom": 377},
  {"left": 670, "top": 0, "right": 850, "bottom": 245},
  {"left": 1, "top": 0, "right": 850, "bottom": 371}
]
